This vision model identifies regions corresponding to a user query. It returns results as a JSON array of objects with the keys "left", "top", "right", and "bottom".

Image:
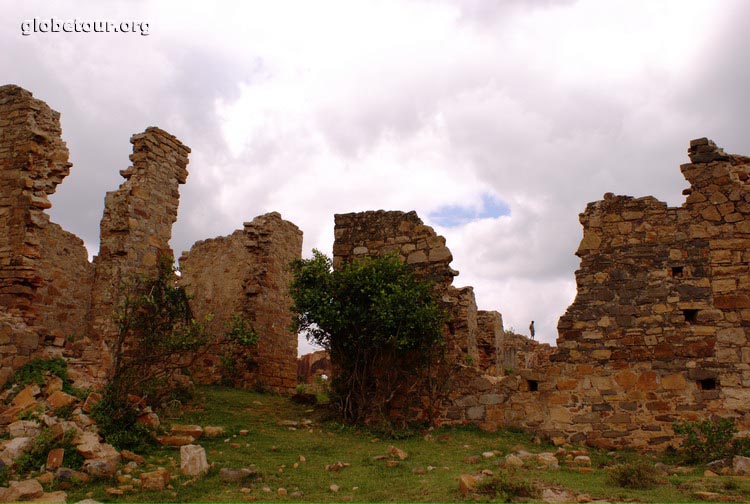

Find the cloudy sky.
[{"left": 3, "top": 0, "right": 748, "bottom": 354}]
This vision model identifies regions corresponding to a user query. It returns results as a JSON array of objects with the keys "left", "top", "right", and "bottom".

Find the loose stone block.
[{"left": 180, "top": 444, "right": 208, "bottom": 477}]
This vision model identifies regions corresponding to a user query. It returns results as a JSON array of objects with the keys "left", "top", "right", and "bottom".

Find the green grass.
[{"left": 62, "top": 386, "right": 750, "bottom": 502}]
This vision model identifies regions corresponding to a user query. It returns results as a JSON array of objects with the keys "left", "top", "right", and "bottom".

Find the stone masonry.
[
  {"left": 0, "top": 85, "right": 93, "bottom": 381},
  {"left": 1, "top": 85, "right": 302, "bottom": 393},
  {"left": 88, "top": 128, "right": 191, "bottom": 341},
  {"left": 443, "top": 139, "right": 750, "bottom": 449},
  {"left": 179, "top": 212, "right": 303, "bottom": 394}
]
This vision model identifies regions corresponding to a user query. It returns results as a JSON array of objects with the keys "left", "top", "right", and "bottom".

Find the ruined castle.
[
  {"left": 2, "top": 84, "right": 749, "bottom": 449},
  {"left": 0, "top": 85, "right": 300, "bottom": 394}
]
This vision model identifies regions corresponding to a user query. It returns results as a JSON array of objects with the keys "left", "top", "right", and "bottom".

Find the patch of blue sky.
[{"left": 429, "top": 193, "right": 511, "bottom": 228}]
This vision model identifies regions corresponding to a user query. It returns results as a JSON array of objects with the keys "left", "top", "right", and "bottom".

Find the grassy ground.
[{"left": 64, "top": 386, "right": 750, "bottom": 502}]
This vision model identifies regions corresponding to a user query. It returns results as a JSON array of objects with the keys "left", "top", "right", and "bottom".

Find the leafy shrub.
[
  {"left": 607, "top": 461, "right": 659, "bottom": 489},
  {"left": 90, "top": 392, "right": 155, "bottom": 451},
  {"left": 290, "top": 251, "right": 447, "bottom": 425},
  {"left": 475, "top": 471, "right": 539, "bottom": 501},
  {"left": 97, "top": 257, "right": 206, "bottom": 450},
  {"left": 673, "top": 418, "right": 736, "bottom": 463}
]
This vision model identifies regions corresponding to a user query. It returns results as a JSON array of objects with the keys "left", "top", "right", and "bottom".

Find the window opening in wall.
[
  {"left": 671, "top": 266, "right": 684, "bottom": 277},
  {"left": 698, "top": 378, "right": 717, "bottom": 390},
  {"left": 683, "top": 309, "right": 698, "bottom": 324},
  {"left": 527, "top": 379, "right": 539, "bottom": 392}
]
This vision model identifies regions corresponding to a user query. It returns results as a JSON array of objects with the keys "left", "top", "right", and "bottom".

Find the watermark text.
[{"left": 21, "top": 18, "right": 150, "bottom": 36}]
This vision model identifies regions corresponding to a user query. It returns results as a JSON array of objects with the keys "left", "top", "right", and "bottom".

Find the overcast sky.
[{"left": 3, "top": 0, "right": 748, "bottom": 354}]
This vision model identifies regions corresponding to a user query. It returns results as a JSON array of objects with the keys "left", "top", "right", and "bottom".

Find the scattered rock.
[
  {"left": 733, "top": 455, "right": 750, "bottom": 475},
  {"left": 329, "top": 484, "right": 339, "bottom": 493},
  {"left": 121, "top": 450, "right": 145, "bottom": 464},
  {"left": 12, "top": 386, "right": 39, "bottom": 408},
  {"left": 459, "top": 474, "right": 479, "bottom": 495},
  {"left": 83, "top": 458, "right": 118, "bottom": 479},
  {"left": 8, "top": 420, "right": 41, "bottom": 438},
  {"left": 203, "top": 426, "right": 225, "bottom": 438},
  {"left": 706, "top": 458, "right": 731, "bottom": 471},
  {"left": 239, "top": 430, "right": 249, "bottom": 436},
  {"left": 56, "top": 467, "right": 90, "bottom": 483},
  {"left": 412, "top": 467, "right": 426, "bottom": 475},
  {"left": 180, "top": 444, "right": 208, "bottom": 477},
  {"left": 505, "top": 454, "right": 524, "bottom": 467},
  {"left": 47, "top": 391, "right": 78, "bottom": 410},
  {"left": 326, "top": 462, "right": 350, "bottom": 472},
  {"left": 170, "top": 424, "right": 203, "bottom": 439},
  {"left": 385, "top": 460, "right": 400, "bottom": 468},
  {"left": 694, "top": 491, "right": 721, "bottom": 501},
  {"left": 157, "top": 435, "right": 195, "bottom": 447},
  {"left": 0, "top": 437, "right": 33, "bottom": 466},
  {"left": 32, "top": 490, "right": 68, "bottom": 502},
  {"left": 537, "top": 452, "right": 559, "bottom": 470},
  {"left": 37, "top": 472, "right": 55, "bottom": 485},
  {"left": 482, "top": 451, "right": 495, "bottom": 458},
  {"left": 136, "top": 410, "right": 160, "bottom": 429},
  {"left": 573, "top": 455, "right": 591, "bottom": 467},
  {"left": 81, "top": 393, "right": 102, "bottom": 414},
  {"left": 8, "top": 478, "right": 44, "bottom": 500},
  {"left": 277, "top": 488, "right": 287, "bottom": 496},
  {"left": 140, "top": 470, "right": 166, "bottom": 491},
  {"left": 704, "top": 469, "right": 718, "bottom": 477},
  {"left": 463, "top": 456, "right": 480, "bottom": 464},
  {"left": 219, "top": 468, "right": 256, "bottom": 482},
  {"left": 387, "top": 445, "right": 408, "bottom": 460}
]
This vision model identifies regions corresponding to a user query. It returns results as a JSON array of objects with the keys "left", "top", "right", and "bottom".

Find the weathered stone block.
[{"left": 180, "top": 444, "right": 208, "bottom": 477}]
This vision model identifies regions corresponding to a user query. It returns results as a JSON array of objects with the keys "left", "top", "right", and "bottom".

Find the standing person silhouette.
[{"left": 529, "top": 320, "right": 535, "bottom": 340}]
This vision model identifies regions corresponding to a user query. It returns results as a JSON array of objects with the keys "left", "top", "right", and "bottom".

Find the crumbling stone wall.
[
  {"left": 88, "top": 128, "right": 190, "bottom": 341},
  {"left": 445, "top": 139, "right": 750, "bottom": 449},
  {"left": 0, "top": 85, "right": 93, "bottom": 372},
  {"left": 180, "top": 212, "right": 302, "bottom": 394},
  {"left": 476, "top": 310, "right": 503, "bottom": 373},
  {"left": 297, "top": 350, "right": 332, "bottom": 384},
  {"left": 334, "top": 211, "right": 480, "bottom": 363}
]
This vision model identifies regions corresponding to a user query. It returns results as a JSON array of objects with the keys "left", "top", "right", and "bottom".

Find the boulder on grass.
[{"left": 180, "top": 444, "right": 208, "bottom": 477}]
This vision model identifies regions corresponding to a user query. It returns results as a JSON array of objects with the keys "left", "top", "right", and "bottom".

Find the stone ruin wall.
[
  {"left": 443, "top": 139, "right": 750, "bottom": 450},
  {"left": 0, "top": 85, "right": 301, "bottom": 393},
  {"left": 88, "top": 128, "right": 190, "bottom": 342},
  {"left": 179, "top": 212, "right": 302, "bottom": 394},
  {"left": 332, "top": 210, "right": 547, "bottom": 425},
  {"left": 0, "top": 85, "right": 93, "bottom": 382},
  {"left": 297, "top": 350, "right": 332, "bottom": 384}
]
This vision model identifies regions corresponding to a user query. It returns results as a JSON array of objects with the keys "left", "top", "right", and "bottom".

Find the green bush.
[
  {"left": 290, "top": 251, "right": 447, "bottom": 425},
  {"left": 673, "top": 418, "right": 736, "bottom": 463},
  {"left": 90, "top": 391, "right": 156, "bottom": 451},
  {"left": 98, "top": 257, "right": 207, "bottom": 450},
  {"left": 607, "top": 461, "right": 659, "bottom": 489}
]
